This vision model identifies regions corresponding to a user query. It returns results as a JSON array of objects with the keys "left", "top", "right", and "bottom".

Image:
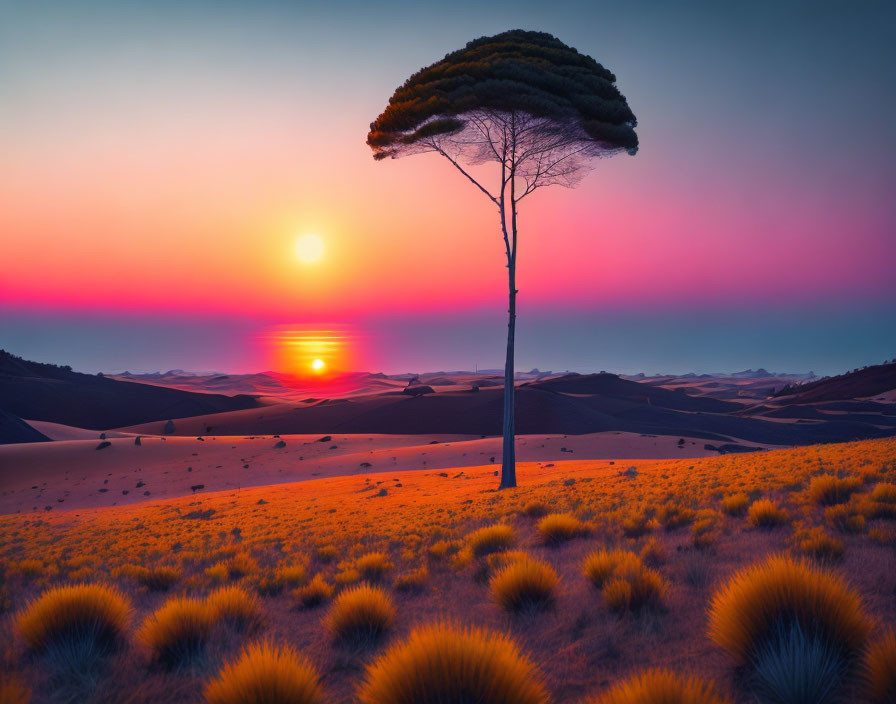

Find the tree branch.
[{"left": 433, "top": 146, "right": 499, "bottom": 205}]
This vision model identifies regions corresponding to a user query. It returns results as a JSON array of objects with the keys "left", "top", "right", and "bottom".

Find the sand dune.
[{"left": 0, "top": 431, "right": 732, "bottom": 514}]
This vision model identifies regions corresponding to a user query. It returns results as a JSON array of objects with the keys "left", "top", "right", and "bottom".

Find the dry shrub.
[
  {"left": 138, "top": 596, "right": 214, "bottom": 668},
  {"left": 707, "top": 554, "right": 872, "bottom": 666},
  {"left": 358, "top": 622, "right": 549, "bottom": 704},
  {"left": 204, "top": 641, "right": 324, "bottom": 704},
  {"left": 490, "top": 555, "right": 558, "bottom": 613},
  {"left": 315, "top": 545, "right": 338, "bottom": 563},
  {"left": 583, "top": 668, "right": 729, "bottom": 704},
  {"left": 0, "top": 676, "right": 31, "bottom": 704},
  {"left": 537, "top": 513, "right": 588, "bottom": 545},
  {"left": 621, "top": 510, "right": 654, "bottom": 538},
  {"left": 276, "top": 564, "right": 308, "bottom": 588},
  {"left": 807, "top": 475, "right": 862, "bottom": 506},
  {"left": 657, "top": 503, "right": 696, "bottom": 530},
  {"left": 521, "top": 501, "right": 550, "bottom": 518},
  {"left": 583, "top": 549, "right": 634, "bottom": 588},
  {"left": 583, "top": 550, "right": 664, "bottom": 613},
  {"left": 466, "top": 525, "right": 516, "bottom": 557},
  {"left": 748, "top": 499, "right": 789, "bottom": 528},
  {"left": 825, "top": 504, "right": 866, "bottom": 534},
  {"left": 334, "top": 568, "right": 362, "bottom": 586},
  {"left": 11, "top": 559, "right": 45, "bottom": 578},
  {"left": 691, "top": 512, "right": 721, "bottom": 549},
  {"left": 870, "top": 482, "right": 896, "bottom": 504},
  {"left": 793, "top": 527, "right": 844, "bottom": 562},
  {"left": 16, "top": 583, "right": 130, "bottom": 655},
  {"left": 354, "top": 552, "right": 394, "bottom": 581},
  {"left": 393, "top": 566, "right": 429, "bottom": 592},
  {"left": 863, "top": 630, "right": 896, "bottom": 704},
  {"left": 639, "top": 538, "right": 666, "bottom": 567},
  {"left": 205, "top": 563, "right": 230, "bottom": 583},
  {"left": 226, "top": 552, "right": 258, "bottom": 579},
  {"left": 860, "top": 497, "right": 896, "bottom": 520},
  {"left": 428, "top": 540, "right": 461, "bottom": 560},
  {"left": 326, "top": 584, "right": 394, "bottom": 646},
  {"left": 139, "top": 566, "right": 180, "bottom": 591},
  {"left": 293, "top": 575, "right": 333, "bottom": 608},
  {"left": 207, "top": 586, "right": 261, "bottom": 631},
  {"left": 721, "top": 493, "right": 750, "bottom": 517}
]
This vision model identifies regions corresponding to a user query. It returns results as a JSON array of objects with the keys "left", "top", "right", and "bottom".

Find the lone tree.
[{"left": 367, "top": 30, "right": 638, "bottom": 488}]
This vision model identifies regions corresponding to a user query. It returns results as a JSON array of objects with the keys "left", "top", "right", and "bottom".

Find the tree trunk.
[{"left": 500, "top": 249, "right": 517, "bottom": 489}]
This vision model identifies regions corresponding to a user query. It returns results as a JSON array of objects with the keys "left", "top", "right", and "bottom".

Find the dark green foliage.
[{"left": 367, "top": 29, "right": 637, "bottom": 159}]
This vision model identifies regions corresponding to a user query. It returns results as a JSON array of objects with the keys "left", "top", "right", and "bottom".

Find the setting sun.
[
  {"left": 311, "top": 358, "right": 325, "bottom": 372},
  {"left": 295, "top": 234, "right": 324, "bottom": 263}
]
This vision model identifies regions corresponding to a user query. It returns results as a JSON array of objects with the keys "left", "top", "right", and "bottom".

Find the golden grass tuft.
[
  {"left": 358, "top": 622, "right": 549, "bottom": 704},
  {"left": 0, "top": 676, "right": 31, "bottom": 704},
  {"left": 16, "top": 583, "right": 131, "bottom": 654},
  {"left": 138, "top": 596, "right": 214, "bottom": 667},
  {"left": 656, "top": 503, "right": 696, "bottom": 530},
  {"left": 354, "top": 552, "right": 394, "bottom": 581},
  {"left": 392, "top": 566, "right": 429, "bottom": 592},
  {"left": 292, "top": 575, "right": 333, "bottom": 608},
  {"left": 466, "top": 524, "right": 516, "bottom": 557},
  {"left": 584, "top": 668, "right": 730, "bottom": 704},
  {"left": 275, "top": 564, "right": 308, "bottom": 588},
  {"left": 721, "top": 492, "right": 750, "bottom": 517},
  {"left": 537, "top": 513, "right": 588, "bottom": 545},
  {"left": 807, "top": 475, "right": 862, "bottom": 506},
  {"left": 582, "top": 549, "right": 636, "bottom": 588},
  {"left": 582, "top": 550, "right": 665, "bottom": 612},
  {"left": 326, "top": 584, "right": 394, "bottom": 645},
  {"left": 863, "top": 630, "right": 896, "bottom": 704},
  {"left": 521, "top": 501, "right": 550, "bottom": 518},
  {"left": 639, "top": 537, "right": 666, "bottom": 566},
  {"left": 490, "top": 555, "right": 558, "bottom": 613},
  {"left": 825, "top": 504, "right": 866, "bottom": 533},
  {"left": 207, "top": 586, "right": 261, "bottom": 631},
  {"left": 793, "top": 527, "right": 844, "bottom": 562},
  {"left": 747, "top": 499, "right": 789, "bottom": 528},
  {"left": 707, "top": 554, "right": 872, "bottom": 665},
  {"left": 204, "top": 641, "right": 324, "bottom": 704},
  {"left": 870, "top": 482, "right": 896, "bottom": 504}
]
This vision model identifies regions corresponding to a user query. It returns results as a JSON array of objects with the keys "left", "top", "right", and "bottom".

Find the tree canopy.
[{"left": 367, "top": 29, "right": 638, "bottom": 162}]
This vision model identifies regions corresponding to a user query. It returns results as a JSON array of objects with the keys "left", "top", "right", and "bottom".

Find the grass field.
[{"left": 2, "top": 438, "right": 895, "bottom": 702}]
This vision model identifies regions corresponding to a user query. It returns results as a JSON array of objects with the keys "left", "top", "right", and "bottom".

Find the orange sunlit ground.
[{"left": 2, "top": 438, "right": 895, "bottom": 702}]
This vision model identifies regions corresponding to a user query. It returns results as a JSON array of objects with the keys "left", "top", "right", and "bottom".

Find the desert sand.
[{"left": 0, "top": 430, "right": 734, "bottom": 514}]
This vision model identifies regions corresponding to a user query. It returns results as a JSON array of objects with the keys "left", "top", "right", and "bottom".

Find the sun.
[
  {"left": 295, "top": 234, "right": 324, "bottom": 263},
  {"left": 311, "top": 358, "right": 326, "bottom": 373}
]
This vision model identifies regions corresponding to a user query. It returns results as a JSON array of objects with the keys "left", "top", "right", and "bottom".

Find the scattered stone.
[
  {"left": 164, "top": 419, "right": 175, "bottom": 434},
  {"left": 95, "top": 441, "right": 111, "bottom": 450},
  {"left": 274, "top": 440, "right": 287, "bottom": 448},
  {"left": 134, "top": 436, "right": 142, "bottom": 446},
  {"left": 317, "top": 435, "right": 332, "bottom": 443},
  {"left": 403, "top": 385, "right": 434, "bottom": 397},
  {"left": 190, "top": 484, "right": 205, "bottom": 493}
]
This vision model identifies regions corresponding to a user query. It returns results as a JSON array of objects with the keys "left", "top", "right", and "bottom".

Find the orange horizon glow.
[{"left": 262, "top": 324, "right": 360, "bottom": 379}]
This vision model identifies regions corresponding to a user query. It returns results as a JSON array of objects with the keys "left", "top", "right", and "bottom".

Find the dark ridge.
[{"left": 0, "top": 349, "right": 261, "bottom": 431}]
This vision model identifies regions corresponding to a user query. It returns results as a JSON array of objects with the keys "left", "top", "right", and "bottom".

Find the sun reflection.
[{"left": 262, "top": 324, "right": 359, "bottom": 379}]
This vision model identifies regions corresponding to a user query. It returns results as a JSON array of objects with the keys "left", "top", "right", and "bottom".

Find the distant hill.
[
  {"left": 118, "top": 371, "right": 896, "bottom": 448},
  {"left": 774, "top": 361, "right": 896, "bottom": 403},
  {"left": 0, "top": 350, "right": 260, "bottom": 434}
]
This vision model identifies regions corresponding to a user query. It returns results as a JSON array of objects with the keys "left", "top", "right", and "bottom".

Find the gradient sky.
[{"left": 1, "top": 1, "right": 895, "bottom": 376}]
